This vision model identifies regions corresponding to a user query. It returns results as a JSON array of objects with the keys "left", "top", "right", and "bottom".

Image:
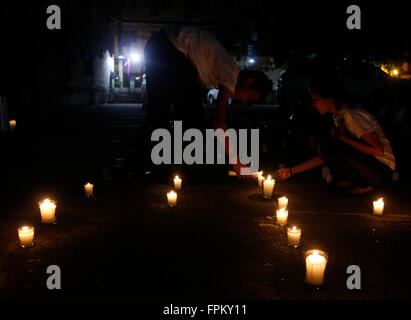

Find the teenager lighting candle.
[
  {"left": 263, "top": 175, "right": 275, "bottom": 199},
  {"left": 276, "top": 207, "right": 288, "bottom": 226},
  {"left": 39, "top": 199, "right": 57, "bottom": 223},
  {"left": 84, "top": 183, "right": 94, "bottom": 198},
  {"left": 167, "top": 191, "right": 177, "bottom": 207},
  {"left": 373, "top": 198, "right": 384, "bottom": 216},
  {"left": 173, "top": 176, "right": 182, "bottom": 190},
  {"left": 305, "top": 250, "right": 328, "bottom": 286},
  {"left": 287, "top": 226, "right": 301, "bottom": 247},
  {"left": 18, "top": 226, "right": 34, "bottom": 248},
  {"left": 278, "top": 196, "right": 288, "bottom": 210},
  {"left": 9, "top": 120, "right": 16, "bottom": 131}
]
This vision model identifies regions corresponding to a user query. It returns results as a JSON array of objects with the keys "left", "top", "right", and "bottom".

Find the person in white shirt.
[
  {"left": 275, "top": 68, "right": 395, "bottom": 194},
  {"left": 141, "top": 25, "right": 272, "bottom": 176}
]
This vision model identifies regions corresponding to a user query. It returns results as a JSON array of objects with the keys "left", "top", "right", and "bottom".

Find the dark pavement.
[{"left": 1, "top": 104, "right": 411, "bottom": 300}]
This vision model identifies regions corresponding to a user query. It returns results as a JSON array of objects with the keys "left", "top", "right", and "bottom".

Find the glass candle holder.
[
  {"left": 174, "top": 176, "right": 182, "bottom": 190},
  {"left": 167, "top": 191, "right": 177, "bottom": 207},
  {"left": 18, "top": 226, "right": 34, "bottom": 248},
  {"left": 276, "top": 208, "right": 288, "bottom": 226},
  {"left": 262, "top": 175, "right": 275, "bottom": 199},
  {"left": 287, "top": 226, "right": 301, "bottom": 247},
  {"left": 39, "top": 199, "right": 57, "bottom": 224},
  {"left": 305, "top": 250, "right": 328, "bottom": 287},
  {"left": 84, "top": 183, "right": 94, "bottom": 198},
  {"left": 373, "top": 198, "right": 384, "bottom": 216}
]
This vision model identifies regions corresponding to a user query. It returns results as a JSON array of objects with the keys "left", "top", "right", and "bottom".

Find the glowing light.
[{"left": 131, "top": 53, "right": 142, "bottom": 63}]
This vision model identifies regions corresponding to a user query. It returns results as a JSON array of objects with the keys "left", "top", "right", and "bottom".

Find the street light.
[
  {"left": 131, "top": 53, "right": 142, "bottom": 63},
  {"left": 248, "top": 57, "right": 256, "bottom": 64}
]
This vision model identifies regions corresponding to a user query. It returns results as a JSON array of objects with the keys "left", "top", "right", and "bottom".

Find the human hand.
[
  {"left": 233, "top": 162, "right": 253, "bottom": 179},
  {"left": 274, "top": 168, "right": 292, "bottom": 181}
]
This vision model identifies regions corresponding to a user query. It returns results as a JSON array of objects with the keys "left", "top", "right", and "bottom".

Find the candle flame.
[
  {"left": 267, "top": 175, "right": 272, "bottom": 180},
  {"left": 376, "top": 198, "right": 384, "bottom": 204},
  {"left": 43, "top": 199, "right": 50, "bottom": 204},
  {"left": 169, "top": 191, "right": 176, "bottom": 196},
  {"left": 292, "top": 226, "right": 296, "bottom": 231},
  {"left": 175, "top": 176, "right": 180, "bottom": 179},
  {"left": 22, "top": 226, "right": 28, "bottom": 231}
]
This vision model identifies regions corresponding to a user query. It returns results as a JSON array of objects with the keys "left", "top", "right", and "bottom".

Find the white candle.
[
  {"left": 276, "top": 208, "right": 288, "bottom": 226},
  {"left": 252, "top": 171, "right": 263, "bottom": 179},
  {"left": 263, "top": 175, "right": 275, "bottom": 199},
  {"left": 305, "top": 250, "right": 328, "bottom": 286},
  {"left": 84, "top": 183, "right": 94, "bottom": 197},
  {"left": 39, "top": 199, "right": 57, "bottom": 223},
  {"left": 18, "top": 226, "right": 34, "bottom": 247},
  {"left": 167, "top": 191, "right": 177, "bottom": 207},
  {"left": 373, "top": 198, "right": 384, "bottom": 216},
  {"left": 287, "top": 226, "right": 301, "bottom": 247},
  {"left": 322, "top": 166, "right": 330, "bottom": 179},
  {"left": 9, "top": 120, "right": 16, "bottom": 131},
  {"left": 258, "top": 174, "right": 265, "bottom": 187},
  {"left": 278, "top": 196, "right": 288, "bottom": 209},
  {"left": 173, "top": 176, "right": 182, "bottom": 190}
]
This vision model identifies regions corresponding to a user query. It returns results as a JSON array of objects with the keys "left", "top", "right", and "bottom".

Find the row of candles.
[
  {"left": 17, "top": 183, "right": 95, "bottom": 248},
  {"left": 165, "top": 173, "right": 325, "bottom": 286},
  {"left": 18, "top": 169, "right": 385, "bottom": 288}
]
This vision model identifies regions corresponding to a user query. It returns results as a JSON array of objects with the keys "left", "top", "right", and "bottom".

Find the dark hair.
[
  {"left": 309, "top": 67, "right": 348, "bottom": 103},
  {"left": 237, "top": 69, "right": 273, "bottom": 103}
]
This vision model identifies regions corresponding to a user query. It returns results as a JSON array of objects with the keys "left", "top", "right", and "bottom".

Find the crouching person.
[{"left": 275, "top": 69, "right": 395, "bottom": 194}]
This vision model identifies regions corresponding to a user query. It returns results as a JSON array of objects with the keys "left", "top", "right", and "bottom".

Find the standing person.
[
  {"left": 275, "top": 69, "right": 395, "bottom": 194},
  {"left": 133, "top": 24, "right": 272, "bottom": 177}
]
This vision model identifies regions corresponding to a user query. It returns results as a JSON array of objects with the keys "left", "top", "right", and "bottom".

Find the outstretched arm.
[{"left": 213, "top": 85, "right": 251, "bottom": 177}]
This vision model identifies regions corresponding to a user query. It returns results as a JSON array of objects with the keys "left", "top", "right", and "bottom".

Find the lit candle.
[
  {"left": 9, "top": 120, "right": 16, "bottom": 131},
  {"left": 322, "top": 166, "right": 330, "bottom": 179},
  {"left": 258, "top": 174, "right": 265, "bottom": 187},
  {"left": 278, "top": 196, "right": 288, "bottom": 209},
  {"left": 287, "top": 226, "right": 301, "bottom": 247},
  {"left": 276, "top": 207, "right": 288, "bottom": 226},
  {"left": 39, "top": 199, "right": 57, "bottom": 224},
  {"left": 252, "top": 171, "right": 263, "bottom": 179},
  {"left": 228, "top": 170, "right": 237, "bottom": 176},
  {"left": 174, "top": 176, "right": 182, "bottom": 190},
  {"left": 84, "top": 183, "right": 94, "bottom": 197},
  {"left": 305, "top": 250, "right": 328, "bottom": 286},
  {"left": 167, "top": 191, "right": 177, "bottom": 207},
  {"left": 18, "top": 226, "right": 34, "bottom": 248},
  {"left": 373, "top": 198, "right": 384, "bottom": 216},
  {"left": 263, "top": 175, "right": 275, "bottom": 199}
]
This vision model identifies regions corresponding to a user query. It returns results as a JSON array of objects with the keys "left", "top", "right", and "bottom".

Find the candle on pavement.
[
  {"left": 84, "top": 183, "right": 94, "bottom": 197},
  {"left": 18, "top": 226, "right": 34, "bottom": 248},
  {"left": 305, "top": 250, "right": 328, "bottom": 286},
  {"left": 167, "top": 191, "right": 177, "bottom": 207},
  {"left": 373, "top": 198, "right": 384, "bottom": 216},
  {"left": 263, "top": 175, "right": 275, "bottom": 199},
  {"left": 278, "top": 196, "right": 288, "bottom": 209},
  {"left": 174, "top": 176, "right": 182, "bottom": 190},
  {"left": 287, "top": 226, "right": 301, "bottom": 247},
  {"left": 39, "top": 199, "right": 57, "bottom": 224},
  {"left": 276, "top": 207, "right": 288, "bottom": 226}
]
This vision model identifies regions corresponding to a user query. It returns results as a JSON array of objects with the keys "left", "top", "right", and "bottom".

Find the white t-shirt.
[
  {"left": 164, "top": 25, "right": 240, "bottom": 95},
  {"left": 336, "top": 106, "right": 396, "bottom": 170}
]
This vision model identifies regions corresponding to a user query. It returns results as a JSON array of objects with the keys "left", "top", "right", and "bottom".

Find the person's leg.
[
  {"left": 317, "top": 139, "right": 391, "bottom": 190},
  {"left": 128, "top": 30, "right": 184, "bottom": 172}
]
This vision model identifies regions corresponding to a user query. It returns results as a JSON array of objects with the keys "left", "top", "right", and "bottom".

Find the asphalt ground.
[{"left": 1, "top": 104, "right": 410, "bottom": 302}]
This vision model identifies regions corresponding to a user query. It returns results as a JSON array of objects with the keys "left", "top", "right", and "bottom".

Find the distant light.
[
  {"left": 118, "top": 55, "right": 125, "bottom": 59},
  {"left": 131, "top": 53, "right": 142, "bottom": 63},
  {"left": 392, "top": 69, "right": 399, "bottom": 76},
  {"left": 248, "top": 58, "right": 256, "bottom": 64}
]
